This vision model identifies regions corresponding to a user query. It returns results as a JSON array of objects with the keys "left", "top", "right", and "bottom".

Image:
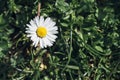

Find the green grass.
[{"left": 0, "top": 0, "right": 120, "bottom": 80}]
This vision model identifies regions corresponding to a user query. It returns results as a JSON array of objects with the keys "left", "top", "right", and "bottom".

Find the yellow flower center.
[{"left": 36, "top": 27, "right": 47, "bottom": 38}]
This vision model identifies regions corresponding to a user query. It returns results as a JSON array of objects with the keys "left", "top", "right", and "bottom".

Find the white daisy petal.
[
  {"left": 30, "top": 20, "right": 37, "bottom": 28},
  {"left": 47, "top": 26, "right": 58, "bottom": 31},
  {"left": 32, "top": 41, "right": 35, "bottom": 46},
  {"left": 26, "top": 24, "right": 32, "bottom": 28},
  {"left": 26, "top": 16, "right": 58, "bottom": 48},
  {"left": 43, "top": 17, "right": 51, "bottom": 27},
  {"left": 47, "top": 22, "right": 56, "bottom": 28},
  {"left": 39, "top": 16, "right": 44, "bottom": 26},
  {"left": 27, "top": 33, "right": 36, "bottom": 37},
  {"left": 40, "top": 39, "right": 44, "bottom": 48},
  {"left": 46, "top": 34, "right": 57, "bottom": 42},
  {"left": 26, "top": 29, "right": 36, "bottom": 32},
  {"left": 25, "top": 31, "right": 36, "bottom": 34},
  {"left": 31, "top": 34, "right": 37, "bottom": 42},
  {"left": 48, "top": 34, "right": 57, "bottom": 39},
  {"left": 42, "top": 38, "right": 47, "bottom": 48},
  {"left": 34, "top": 16, "right": 40, "bottom": 27},
  {"left": 48, "top": 31, "right": 58, "bottom": 34},
  {"left": 44, "top": 37, "right": 53, "bottom": 47},
  {"left": 34, "top": 37, "right": 39, "bottom": 47}
]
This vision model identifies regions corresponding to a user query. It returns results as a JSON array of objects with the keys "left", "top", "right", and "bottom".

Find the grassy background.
[{"left": 0, "top": 0, "right": 120, "bottom": 80}]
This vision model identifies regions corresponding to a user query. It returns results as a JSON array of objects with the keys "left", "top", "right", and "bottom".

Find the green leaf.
[{"left": 95, "top": 46, "right": 103, "bottom": 52}]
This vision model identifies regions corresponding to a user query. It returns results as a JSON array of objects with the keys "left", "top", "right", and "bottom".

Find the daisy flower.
[{"left": 26, "top": 16, "right": 58, "bottom": 48}]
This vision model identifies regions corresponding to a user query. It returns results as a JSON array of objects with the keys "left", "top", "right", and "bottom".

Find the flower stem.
[{"left": 37, "top": 2, "right": 41, "bottom": 16}]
